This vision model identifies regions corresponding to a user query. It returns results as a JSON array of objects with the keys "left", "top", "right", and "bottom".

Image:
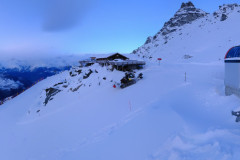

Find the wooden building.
[
  {"left": 79, "top": 53, "right": 145, "bottom": 71},
  {"left": 96, "top": 53, "right": 129, "bottom": 61}
]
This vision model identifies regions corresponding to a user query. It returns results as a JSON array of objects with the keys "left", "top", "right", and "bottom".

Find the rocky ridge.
[
  {"left": 213, "top": 3, "right": 240, "bottom": 21},
  {"left": 132, "top": 2, "right": 240, "bottom": 59},
  {"left": 159, "top": 1, "right": 208, "bottom": 36},
  {"left": 139, "top": 2, "right": 208, "bottom": 47}
]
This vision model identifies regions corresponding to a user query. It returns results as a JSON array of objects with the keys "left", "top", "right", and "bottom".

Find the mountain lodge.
[
  {"left": 96, "top": 53, "right": 129, "bottom": 61},
  {"left": 79, "top": 53, "right": 145, "bottom": 71}
]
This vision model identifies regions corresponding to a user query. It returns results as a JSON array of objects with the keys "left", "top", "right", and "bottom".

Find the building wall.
[{"left": 225, "top": 62, "right": 240, "bottom": 88}]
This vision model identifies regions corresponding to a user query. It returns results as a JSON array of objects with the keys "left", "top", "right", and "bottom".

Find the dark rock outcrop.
[
  {"left": 181, "top": 1, "right": 194, "bottom": 8},
  {"left": 69, "top": 71, "right": 77, "bottom": 77},
  {"left": 83, "top": 69, "right": 93, "bottom": 79},
  {"left": 71, "top": 84, "right": 82, "bottom": 92},
  {"left": 44, "top": 88, "right": 61, "bottom": 105},
  {"left": 144, "top": 36, "right": 153, "bottom": 45},
  {"left": 54, "top": 82, "right": 64, "bottom": 87},
  {"left": 221, "top": 14, "right": 228, "bottom": 21},
  {"left": 214, "top": 4, "right": 239, "bottom": 20},
  {"left": 75, "top": 69, "right": 82, "bottom": 75}
]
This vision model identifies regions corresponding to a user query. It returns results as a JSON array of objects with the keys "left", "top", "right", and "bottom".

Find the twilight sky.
[{"left": 0, "top": 0, "right": 238, "bottom": 58}]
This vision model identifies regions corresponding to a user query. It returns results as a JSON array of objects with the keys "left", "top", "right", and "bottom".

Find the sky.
[{"left": 0, "top": 0, "right": 238, "bottom": 58}]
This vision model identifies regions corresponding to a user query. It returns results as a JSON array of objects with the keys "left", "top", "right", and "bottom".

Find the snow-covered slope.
[
  {"left": 1, "top": 2, "right": 240, "bottom": 160},
  {"left": 1, "top": 60, "right": 240, "bottom": 160},
  {"left": 132, "top": 3, "right": 240, "bottom": 63},
  {"left": 0, "top": 66, "right": 72, "bottom": 102}
]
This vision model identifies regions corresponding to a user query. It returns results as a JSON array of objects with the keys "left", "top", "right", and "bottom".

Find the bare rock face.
[
  {"left": 221, "top": 14, "right": 228, "bottom": 21},
  {"left": 83, "top": 69, "right": 93, "bottom": 79},
  {"left": 144, "top": 36, "right": 153, "bottom": 45},
  {"left": 181, "top": 1, "right": 194, "bottom": 8},
  {"left": 44, "top": 88, "right": 61, "bottom": 105},
  {"left": 214, "top": 4, "right": 240, "bottom": 21}
]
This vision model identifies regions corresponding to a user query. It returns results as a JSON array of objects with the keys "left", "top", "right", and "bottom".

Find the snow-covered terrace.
[
  {"left": 80, "top": 53, "right": 146, "bottom": 68},
  {"left": 108, "top": 60, "right": 146, "bottom": 66}
]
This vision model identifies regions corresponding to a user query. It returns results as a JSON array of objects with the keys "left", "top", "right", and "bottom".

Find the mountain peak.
[
  {"left": 181, "top": 1, "right": 195, "bottom": 8},
  {"left": 175, "top": 1, "right": 207, "bottom": 18},
  {"left": 155, "top": 1, "right": 207, "bottom": 37}
]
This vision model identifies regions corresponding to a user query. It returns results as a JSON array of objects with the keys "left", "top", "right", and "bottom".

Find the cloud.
[
  {"left": 0, "top": 42, "right": 63, "bottom": 60},
  {"left": 42, "top": 0, "right": 89, "bottom": 32}
]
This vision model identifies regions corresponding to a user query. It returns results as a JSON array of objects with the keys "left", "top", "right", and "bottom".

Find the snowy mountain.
[
  {"left": 0, "top": 54, "right": 133, "bottom": 102},
  {"left": 1, "top": 2, "right": 240, "bottom": 160},
  {"left": 0, "top": 66, "right": 71, "bottom": 102},
  {"left": 0, "top": 54, "right": 96, "bottom": 101},
  {"left": 132, "top": 3, "right": 240, "bottom": 63},
  {"left": 0, "top": 54, "right": 86, "bottom": 70}
]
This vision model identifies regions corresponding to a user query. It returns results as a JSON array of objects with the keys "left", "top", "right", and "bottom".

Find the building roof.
[
  {"left": 96, "top": 53, "right": 129, "bottom": 61},
  {"left": 106, "top": 53, "right": 129, "bottom": 60},
  {"left": 225, "top": 46, "right": 240, "bottom": 59}
]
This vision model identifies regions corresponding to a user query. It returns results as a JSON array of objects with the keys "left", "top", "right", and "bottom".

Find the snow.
[
  {"left": 0, "top": 60, "right": 240, "bottom": 160},
  {"left": 1, "top": 3, "right": 240, "bottom": 160}
]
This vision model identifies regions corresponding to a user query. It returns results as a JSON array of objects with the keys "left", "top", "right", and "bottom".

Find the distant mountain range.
[
  {"left": 0, "top": 54, "right": 98, "bottom": 102},
  {"left": 0, "top": 54, "right": 118, "bottom": 102},
  {"left": 0, "top": 66, "right": 71, "bottom": 102}
]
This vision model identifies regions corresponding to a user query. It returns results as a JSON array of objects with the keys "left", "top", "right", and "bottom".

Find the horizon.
[{"left": 0, "top": 0, "right": 238, "bottom": 58}]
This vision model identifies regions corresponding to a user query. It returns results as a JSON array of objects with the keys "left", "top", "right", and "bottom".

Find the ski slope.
[{"left": 0, "top": 59, "right": 240, "bottom": 160}]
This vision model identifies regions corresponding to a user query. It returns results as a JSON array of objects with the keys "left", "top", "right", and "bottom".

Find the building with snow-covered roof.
[
  {"left": 224, "top": 46, "right": 240, "bottom": 96},
  {"left": 96, "top": 53, "right": 145, "bottom": 71},
  {"left": 96, "top": 53, "right": 129, "bottom": 61},
  {"left": 79, "top": 53, "right": 145, "bottom": 71}
]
